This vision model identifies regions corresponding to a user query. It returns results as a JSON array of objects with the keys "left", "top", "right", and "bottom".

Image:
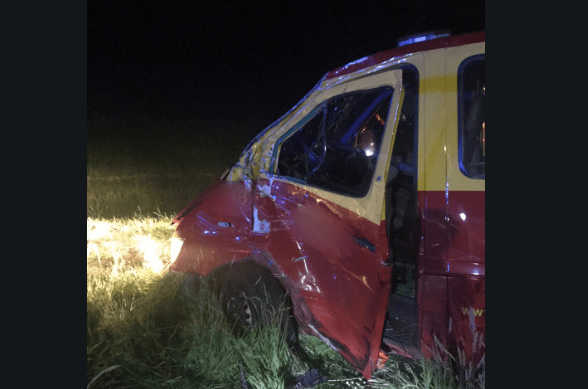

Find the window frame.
[
  {"left": 457, "top": 54, "right": 485, "bottom": 180},
  {"left": 272, "top": 86, "right": 395, "bottom": 198}
]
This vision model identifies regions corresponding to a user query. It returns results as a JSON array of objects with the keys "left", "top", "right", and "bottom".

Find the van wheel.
[{"left": 212, "top": 262, "right": 298, "bottom": 346}]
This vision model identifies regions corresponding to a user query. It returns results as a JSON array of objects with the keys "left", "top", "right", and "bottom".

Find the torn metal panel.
[
  {"left": 252, "top": 206, "right": 271, "bottom": 234},
  {"left": 228, "top": 77, "right": 327, "bottom": 183},
  {"left": 171, "top": 175, "right": 393, "bottom": 378}
]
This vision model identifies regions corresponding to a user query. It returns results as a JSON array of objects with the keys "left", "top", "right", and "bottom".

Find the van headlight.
[{"left": 170, "top": 237, "right": 184, "bottom": 264}]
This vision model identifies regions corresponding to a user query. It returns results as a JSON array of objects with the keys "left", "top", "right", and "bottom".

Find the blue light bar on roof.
[{"left": 396, "top": 30, "right": 451, "bottom": 47}]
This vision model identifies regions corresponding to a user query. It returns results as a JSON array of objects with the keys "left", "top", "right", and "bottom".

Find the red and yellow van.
[{"left": 169, "top": 30, "right": 485, "bottom": 379}]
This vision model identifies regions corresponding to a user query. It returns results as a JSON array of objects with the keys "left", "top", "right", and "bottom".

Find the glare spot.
[
  {"left": 460, "top": 212, "right": 467, "bottom": 221},
  {"left": 135, "top": 234, "right": 164, "bottom": 273},
  {"left": 170, "top": 237, "right": 183, "bottom": 264},
  {"left": 87, "top": 220, "right": 113, "bottom": 241}
]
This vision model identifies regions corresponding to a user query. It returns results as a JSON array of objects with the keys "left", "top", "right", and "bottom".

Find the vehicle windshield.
[{"left": 276, "top": 86, "right": 393, "bottom": 197}]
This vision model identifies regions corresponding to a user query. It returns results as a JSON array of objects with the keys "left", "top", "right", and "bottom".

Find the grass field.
[
  {"left": 87, "top": 216, "right": 485, "bottom": 388},
  {"left": 87, "top": 114, "right": 484, "bottom": 388},
  {"left": 87, "top": 114, "right": 253, "bottom": 219}
]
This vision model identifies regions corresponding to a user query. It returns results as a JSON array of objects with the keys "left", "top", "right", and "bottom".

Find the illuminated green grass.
[
  {"left": 87, "top": 113, "right": 253, "bottom": 218},
  {"left": 86, "top": 216, "right": 484, "bottom": 388},
  {"left": 86, "top": 173, "right": 217, "bottom": 219}
]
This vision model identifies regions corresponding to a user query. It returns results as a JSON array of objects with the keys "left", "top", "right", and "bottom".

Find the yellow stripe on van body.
[
  {"left": 421, "top": 49, "right": 449, "bottom": 193},
  {"left": 416, "top": 43, "right": 484, "bottom": 192}
]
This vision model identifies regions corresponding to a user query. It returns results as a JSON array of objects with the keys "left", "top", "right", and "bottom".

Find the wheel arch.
[{"left": 203, "top": 253, "right": 317, "bottom": 337}]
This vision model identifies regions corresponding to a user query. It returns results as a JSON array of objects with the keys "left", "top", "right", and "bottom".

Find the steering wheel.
[{"left": 305, "top": 138, "right": 326, "bottom": 179}]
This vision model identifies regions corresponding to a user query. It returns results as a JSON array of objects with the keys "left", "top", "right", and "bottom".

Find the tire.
[{"left": 211, "top": 262, "right": 298, "bottom": 346}]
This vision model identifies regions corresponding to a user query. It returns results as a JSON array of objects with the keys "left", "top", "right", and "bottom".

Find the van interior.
[{"left": 383, "top": 67, "right": 421, "bottom": 353}]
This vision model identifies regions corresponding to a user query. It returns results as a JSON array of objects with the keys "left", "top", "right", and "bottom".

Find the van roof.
[{"left": 325, "top": 31, "right": 485, "bottom": 80}]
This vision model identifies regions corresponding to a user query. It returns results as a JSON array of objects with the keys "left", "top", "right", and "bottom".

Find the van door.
[{"left": 249, "top": 69, "right": 404, "bottom": 376}]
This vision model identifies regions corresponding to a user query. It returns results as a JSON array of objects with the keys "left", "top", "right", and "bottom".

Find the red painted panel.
[
  {"left": 252, "top": 177, "right": 391, "bottom": 377},
  {"left": 447, "top": 275, "right": 485, "bottom": 363},
  {"left": 171, "top": 180, "right": 255, "bottom": 274},
  {"left": 416, "top": 190, "right": 485, "bottom": 361},
  {"left": 170, "top": 178, "right": 485, "bottom": 375},
  {"left": 419, "top": 190, "right": 485, "bottom": 271},
  {"left": 446, "top": 191, "right": 485, "bottom": 265},
  {"left": 418, "top": 274, "right": 448, "bottom": 360},
  {"left": 171, "top": 177, "right": 392, "bottom": 379}
]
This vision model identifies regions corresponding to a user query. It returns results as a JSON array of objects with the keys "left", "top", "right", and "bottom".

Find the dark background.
[
  {"left": 87, "top": 0, "right": 485, "bottom": 171},
  {"left": 87, "top": 0, "right": 485, "bottom": 137}
]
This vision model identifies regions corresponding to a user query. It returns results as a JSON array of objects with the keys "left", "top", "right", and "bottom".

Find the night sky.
[{"left": 87, "top": 0, "right": 485, "bottom": 142}]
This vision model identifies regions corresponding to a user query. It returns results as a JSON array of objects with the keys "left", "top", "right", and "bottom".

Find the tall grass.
[
  {"left": 87, "top": 113, "right": 257, "bottom": 218},
  {"left": 87, "top": 217, "right": 484, "bottom": 388},
  {"left": 87, "top": 114, "right": 254, "bottom": 179},
  {"left": 86, "top": 217, "right": 338, "bottom": 388},
  {"left": 87, "top": 173, "right": 216, "bottom": 219}
]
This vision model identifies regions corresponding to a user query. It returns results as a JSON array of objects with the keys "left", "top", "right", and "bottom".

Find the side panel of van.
[{"left": 417, "top": 41, "right": 485, "bottom": 361}]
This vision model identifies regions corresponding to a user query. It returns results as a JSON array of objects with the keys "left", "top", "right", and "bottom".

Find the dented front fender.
[{"left": 170, "top": 177, "right": 391, "bottom": 379}]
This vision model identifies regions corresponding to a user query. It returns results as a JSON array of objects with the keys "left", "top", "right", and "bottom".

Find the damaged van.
[{"left": 169, "top": 30, "right": 485, "bottom": 379}]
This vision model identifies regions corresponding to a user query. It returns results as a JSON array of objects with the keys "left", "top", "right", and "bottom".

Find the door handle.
[{"left": 353, "top": 236, "right": 376, "bottom": 252}]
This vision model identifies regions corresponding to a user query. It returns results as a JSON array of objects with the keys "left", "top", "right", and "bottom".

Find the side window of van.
[
  {"left": 458, "top": 55, "right": 485, "bottom": 179},
  {"left": 277, "top": 87, "right": 393, "bottom": 197}
]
